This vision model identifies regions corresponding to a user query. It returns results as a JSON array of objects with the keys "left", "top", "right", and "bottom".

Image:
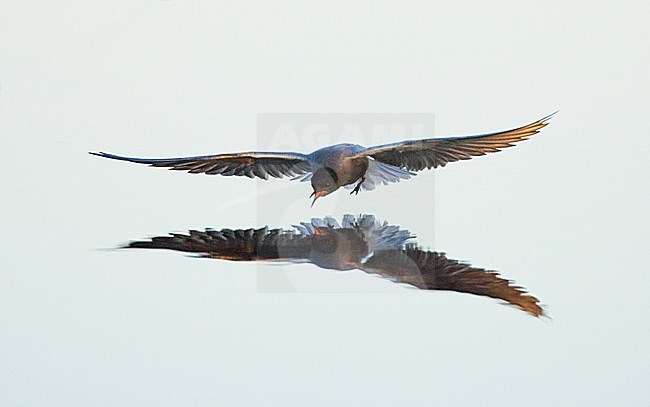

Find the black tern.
[
  {"left": 92, "top": 113, "right": 555, "bottom": 205},
  {"left": 124, "top": 215, "right": 544, "bottom": 316}
]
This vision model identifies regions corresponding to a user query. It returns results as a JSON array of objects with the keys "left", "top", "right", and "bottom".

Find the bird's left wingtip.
[{"left": 541, "top": 111, "right": 559, "bottom": 122}]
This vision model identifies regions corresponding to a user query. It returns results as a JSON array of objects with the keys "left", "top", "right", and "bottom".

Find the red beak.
[{"left": 310, "top": 191, "right": 325, "bottom": 207}]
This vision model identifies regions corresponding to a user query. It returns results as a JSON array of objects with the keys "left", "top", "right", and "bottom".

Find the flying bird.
[
  {"left": 91, "top": 113, "right": 555, "bottom": 205},
  {"left": 124, "top": 215, "right": 544, "bottom": 316}
]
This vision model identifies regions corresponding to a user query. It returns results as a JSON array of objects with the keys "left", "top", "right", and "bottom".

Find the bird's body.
[
  {"left": 91, "top": 113, "right": 556, "bottom": 204},
  {"left": 308, "top": 143, "right": 368, "bottom": 187}
]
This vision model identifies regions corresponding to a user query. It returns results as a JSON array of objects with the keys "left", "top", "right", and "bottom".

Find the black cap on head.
[{"left": 310, "top": 168, "right": 339, "bottom": 205}]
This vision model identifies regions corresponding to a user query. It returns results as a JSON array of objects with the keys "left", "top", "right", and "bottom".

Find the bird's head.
[{"left": 310, "top": 167, "right": 339, "bottom": 206}]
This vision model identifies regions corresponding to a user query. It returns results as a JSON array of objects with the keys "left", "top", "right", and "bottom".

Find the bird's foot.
[{"left": 350, "top": 178, "right": 364, "bottom": 195}]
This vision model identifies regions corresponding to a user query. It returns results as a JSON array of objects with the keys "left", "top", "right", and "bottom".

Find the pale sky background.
[{"left": 1, "top": 1, "right": 649, "bottom": 406}]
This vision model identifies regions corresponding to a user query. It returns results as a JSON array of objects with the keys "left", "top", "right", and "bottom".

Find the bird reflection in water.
[{"left": 125, "top": 215, "right": 544, "bottom": 317}]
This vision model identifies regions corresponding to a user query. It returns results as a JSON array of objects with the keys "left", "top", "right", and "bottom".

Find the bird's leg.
[{"left": 350, "top": 177, "right": 365, "bottom": 195}]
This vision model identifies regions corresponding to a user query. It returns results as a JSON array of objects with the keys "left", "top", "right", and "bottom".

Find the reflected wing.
[
  {"left": 362, "top": 247, "right": 544, "bottom": 317},
  {"left": 354, "top": 113, "right": 555, "bottom": 171},
  {"left": 126, "top": 227, "right": 312, "bottom": 262},
  {"left": 91, "top": 151, "right": 312, "bottom": 180}
]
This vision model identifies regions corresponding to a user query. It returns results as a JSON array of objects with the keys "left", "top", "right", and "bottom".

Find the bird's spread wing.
[
  {"left": 361, "top": 247, "right": 544, "bottom": 317},
  {"left": 352, "top": 113, "right": 555, "bottom": 171},
  {"left": 90, "top": 151, "right": 312, "bottom": 180},
  {"left": 125, "top": 227, "right": 312, "bottom": 262}
]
